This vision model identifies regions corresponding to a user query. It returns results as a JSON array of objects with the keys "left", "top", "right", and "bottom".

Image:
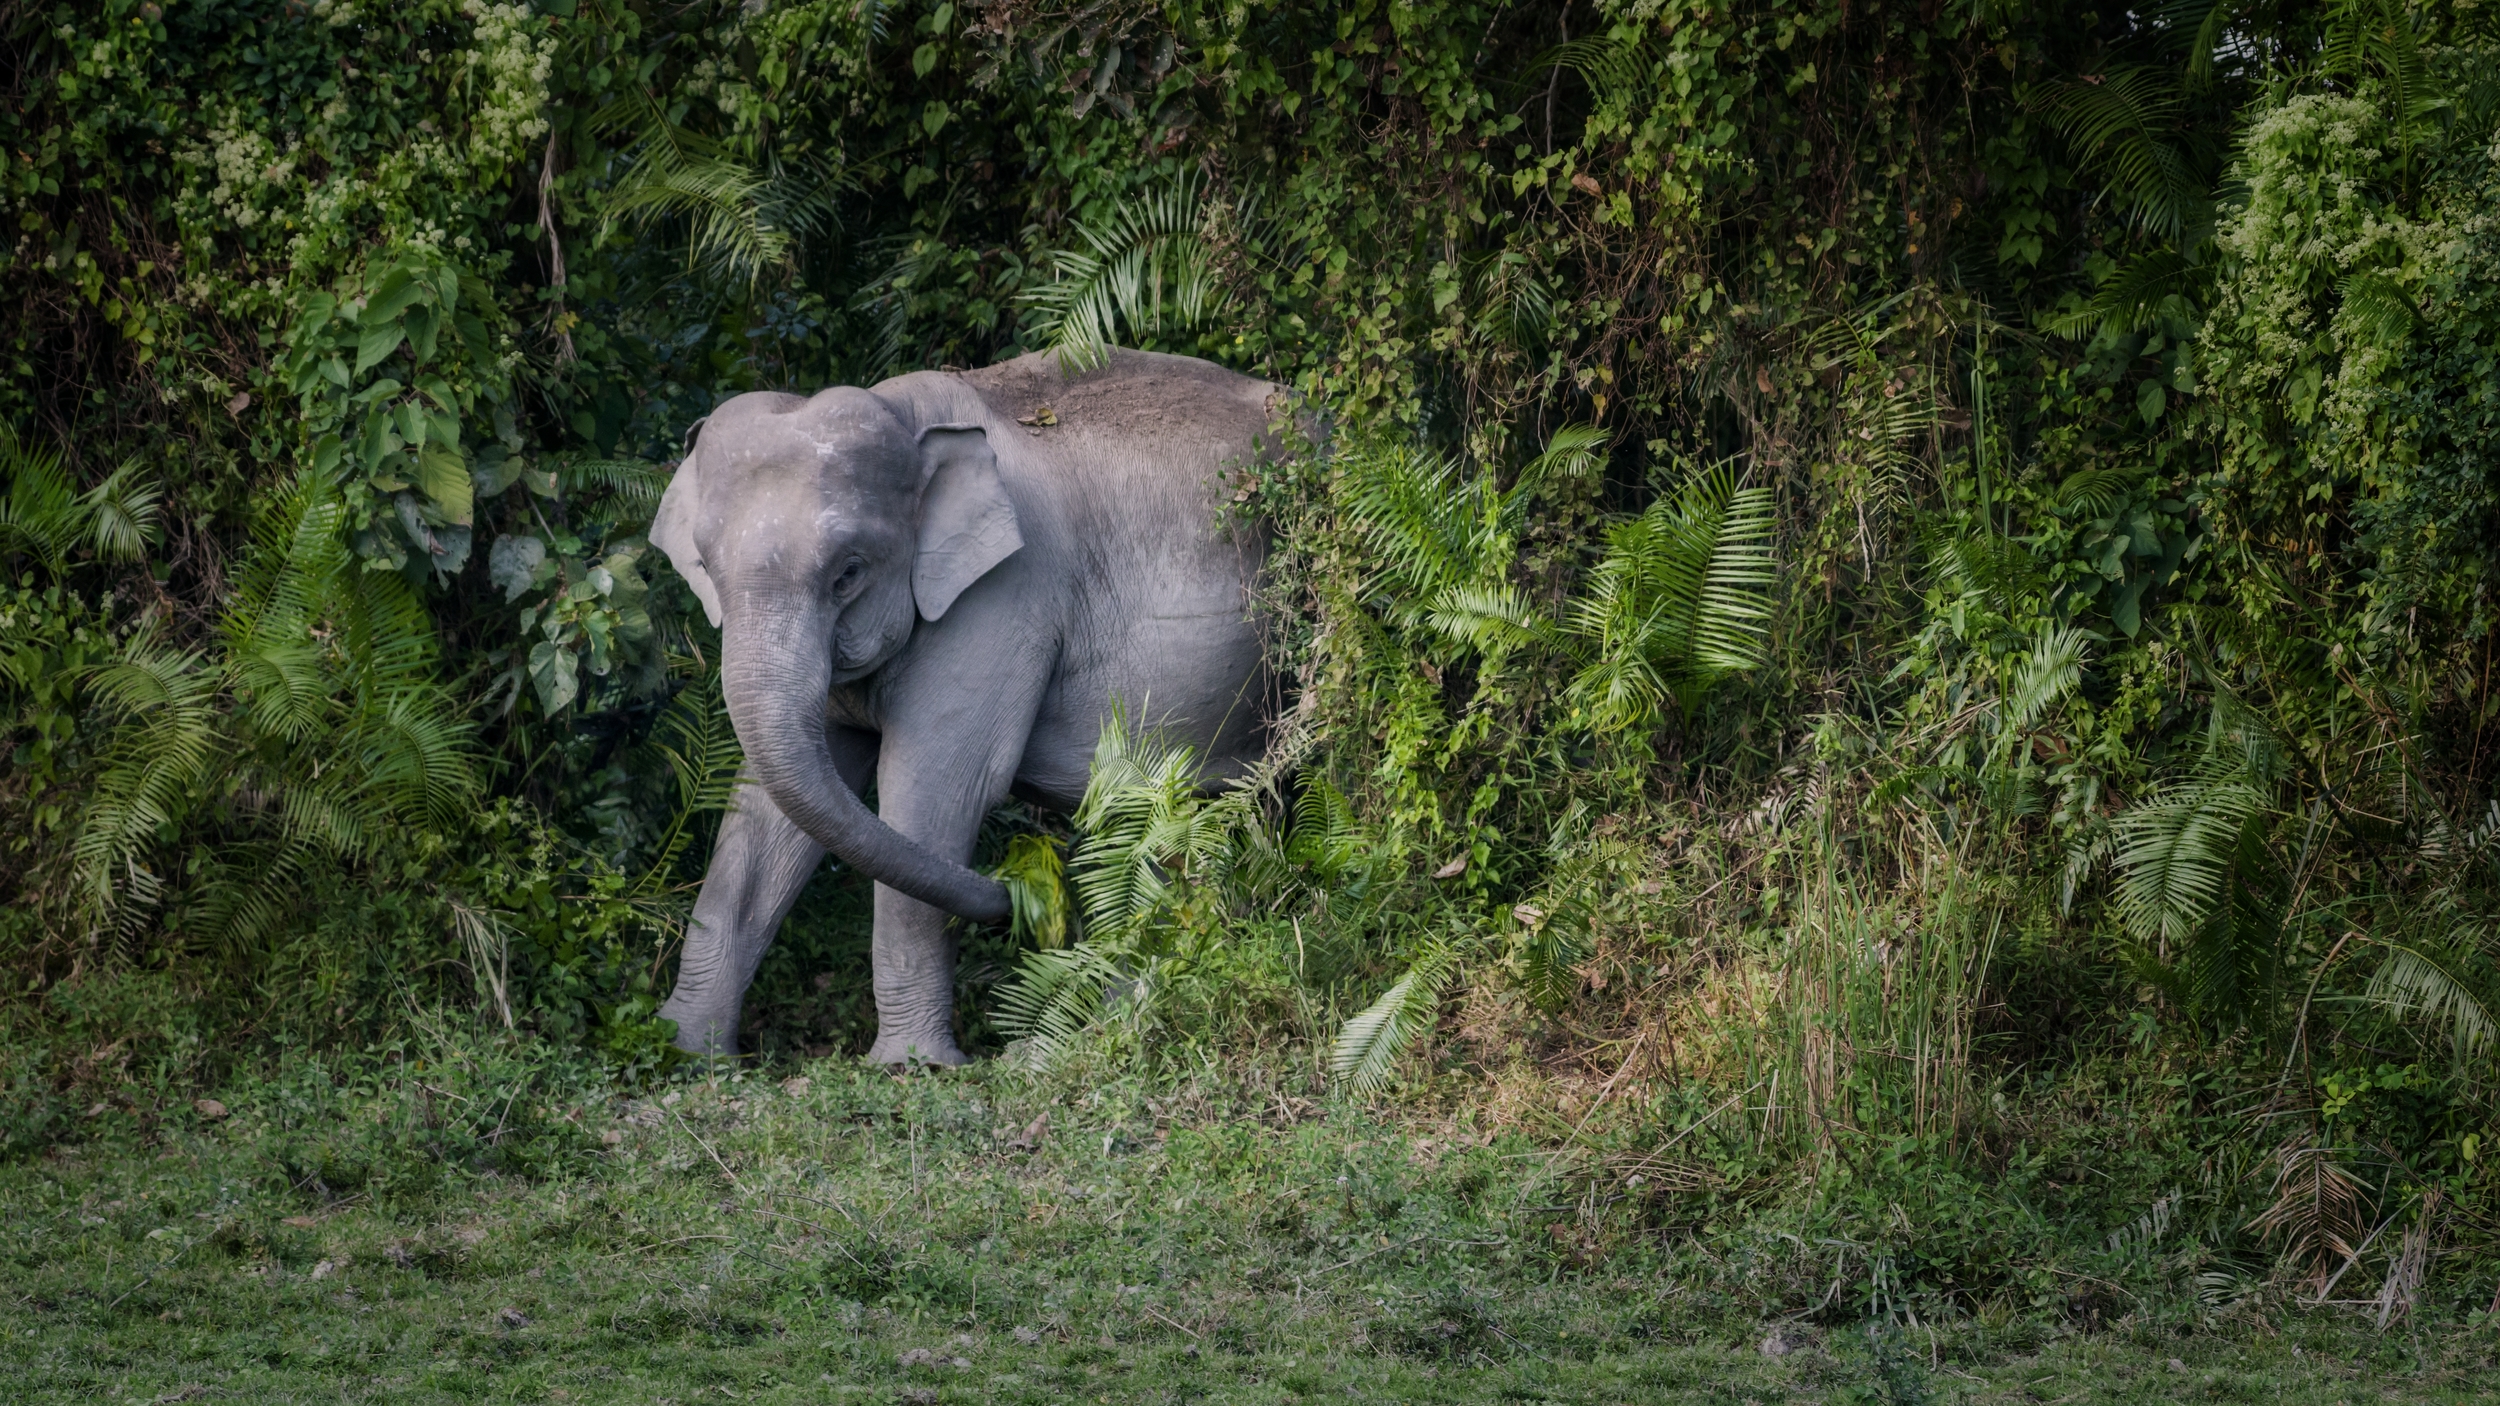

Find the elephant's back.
[
  {"left": 956, "top": 347, "right": 1287, "bottom": 461},
  {"left": 953, "top": 349, "right": 1283, "bottom": 793}
]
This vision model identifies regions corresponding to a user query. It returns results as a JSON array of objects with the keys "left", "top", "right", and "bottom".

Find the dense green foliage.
[{"left": 9, "top": 0, "right": 2500, "bottom": 1331}]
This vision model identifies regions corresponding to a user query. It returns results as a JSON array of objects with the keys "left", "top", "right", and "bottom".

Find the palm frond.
[
  {"left": 2322, "top": 0, "right": 2438, "bottom": 141},
  {"left": 994, "top": 942, "right": 1143, "bottom": 1072},
  {"left": 0, "top": 428, "right": 159, "bottom": 572},
  {"left": 73, "top": 637, "right": 222, "bottom": 906},
  {"left": 2053, "top": 466, "right": 2140, "bottom": 518},
  {"left": 1538, "top": 34, "right": 1663, "bottom": 108},
  {"left": 2111, "top": 762, "right": 2268, "bottom": 952},
  {"left": 1331, "top": 943, "right": 1454, "bottom": 1092},
  {"left": 0, "top": 424, "right": 81, "bottom": 572},
  {"left": 1563, "top": 463, "right": 1777, "bottom": 732},
  {"left": 1066, "top": 711, "right": 1266, "bottom": 937},
  {"left": 80, "top": 457, "right": 162, "bottom": 562},
  {"left": 2045, "top": 248, "right": 2202, "bottom": 339},
  {"left": 2011, "top": 626, "right": 2094, "bottom": 729},
  {"left": 1020, "top": 171, "right": 1227, "bottom": 372},
  {"left": 2365, "top": 938, "right": 2499, "bottom": 1066},
  {"left": 2335, "top": 269, "right": 2420, "bottom": 347},
  {"left": 2036, "top": 66, "right": 2208, "bottom": 238},
  {"left": 608, "top": 118, "right": 848, "bottom": 290},
  {"left": 446, "top": 895, "right": 517, "bottom": 1031}
]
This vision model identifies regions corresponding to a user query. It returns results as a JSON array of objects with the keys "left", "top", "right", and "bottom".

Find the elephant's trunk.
[{"left": 720, "top": 608, "right": 1012, "bottom": 924}]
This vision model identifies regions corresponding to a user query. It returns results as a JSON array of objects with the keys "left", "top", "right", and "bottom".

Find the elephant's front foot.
[
  {"left": 865, "top": 1028, "right": 971, "bottom": 1068},
  {"left": 659, "top": 998, "right": 741, "bottom": 1058}
]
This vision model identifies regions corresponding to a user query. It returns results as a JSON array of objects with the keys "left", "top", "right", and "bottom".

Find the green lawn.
[{"left": 5, "top": 1054, "right": 2492, "bottom": 1404}]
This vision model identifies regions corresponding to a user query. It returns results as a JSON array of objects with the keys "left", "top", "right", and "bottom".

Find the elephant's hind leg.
[{"left": 660, "top": 726, "right": 876, "bottom": 1056}]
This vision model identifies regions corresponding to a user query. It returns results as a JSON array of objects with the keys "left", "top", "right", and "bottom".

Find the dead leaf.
[
  {"left": 1433, "top": 856, "right": 1468, "bottom": 880},
  {"left": 600, "top": 1128, "right": 625, "bottom": 1146},
  {"left": 1571, "top": 172, "right": 1602, "bottom": 197},
  {"left": 1511, "top": 903, "right": 1546, "bottom": 928},
  {"left": 226, "top": 390, "right": 251, "bottom": 416},
  {"left": 281, "top": 1215, "right": 319, "bottom": 1229},
  {"left": 779, "top": 1076, "right": 811, "bottom": 1097},
  {"left": 1008, "top": 1111, "right": 1051, "bottom": 1151}
]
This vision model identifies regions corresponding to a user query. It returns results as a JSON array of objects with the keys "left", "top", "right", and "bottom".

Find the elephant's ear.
[
  {"left": 653, "top": 426, "right": 724, "bottom": 628},
  {"left": 913, "top": 423, "right": 1022, "bottom": 622}
]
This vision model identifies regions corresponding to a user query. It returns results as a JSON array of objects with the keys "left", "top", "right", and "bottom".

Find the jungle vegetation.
[{"left": 7, "top": 0, "right": 2500, "bottom": 1332}]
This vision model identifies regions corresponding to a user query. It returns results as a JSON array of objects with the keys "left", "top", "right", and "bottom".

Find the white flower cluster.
[
  {"left": 461, "top": 0, "right": 555, "bottom": 169},
  {"left": 179, "top": 115, "right": 296, "bottom": 230}
]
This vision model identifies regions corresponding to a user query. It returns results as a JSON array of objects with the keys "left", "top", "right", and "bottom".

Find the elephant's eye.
[{"left": 832, "top": 558, "right": 866, "bottom": 596}]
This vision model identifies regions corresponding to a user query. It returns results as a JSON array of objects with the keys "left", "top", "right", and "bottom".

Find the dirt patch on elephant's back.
[{"left": 962, "top": 348, "right": 1280, "bottom": 451}]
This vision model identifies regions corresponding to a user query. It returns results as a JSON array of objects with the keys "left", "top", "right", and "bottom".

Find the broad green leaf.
[
  {"left": 528, "top": 639, "right": 580, "bottom": 712},
  {"left": 354, "top": 318, "right": 407, "bottom": 374},
  {"left": 407, "top": 304, "right": 439, "bottom": 365},
  {"left": 417, "top": 443, "right": 474, "bottom": 525},
  {"left": 364, "top": 267, "right": 429, "bottom": 324},
  {"left": 294, "top": 291, "right": 337, "bottom": 340}
]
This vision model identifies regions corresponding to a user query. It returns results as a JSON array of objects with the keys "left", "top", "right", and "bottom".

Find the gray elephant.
[{"left": 648, "top": 348, "right": 1282, "bottom": 1064}]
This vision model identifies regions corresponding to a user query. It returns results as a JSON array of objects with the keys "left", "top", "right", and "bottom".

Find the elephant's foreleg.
[
  {"left": 861, "top": 713, "right": 1037, "bottom": 1067},
  {"left": 660, "top": 725, "right": 876, "bottom": 1056}
]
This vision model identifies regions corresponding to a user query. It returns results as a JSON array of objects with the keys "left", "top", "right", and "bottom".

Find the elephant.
[{"left": 648, "top": 347, "right": 1286, "bottom": 1065}]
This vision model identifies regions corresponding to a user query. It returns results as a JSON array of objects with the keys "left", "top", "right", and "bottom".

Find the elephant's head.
[{"left": 650, "top": 387, "right": 1019, "bottom": 923}]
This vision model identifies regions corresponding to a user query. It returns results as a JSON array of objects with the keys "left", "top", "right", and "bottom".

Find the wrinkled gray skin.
[{"left": 650, "top": 349, "right": 1280, "bottom": 1065}]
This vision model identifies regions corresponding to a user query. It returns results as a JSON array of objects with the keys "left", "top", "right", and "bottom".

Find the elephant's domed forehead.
[{"left": 711, "top": 387, "right": 913, "bottom": 485}]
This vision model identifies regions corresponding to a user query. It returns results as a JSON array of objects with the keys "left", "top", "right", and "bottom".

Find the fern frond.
[{"left": 563, "top": 457, "right": 672, "bottom": 512}]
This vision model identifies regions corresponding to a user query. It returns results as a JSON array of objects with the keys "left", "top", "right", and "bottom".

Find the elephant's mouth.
[{"left": 831, "top": 631, "right": 891, "bottom": 679}]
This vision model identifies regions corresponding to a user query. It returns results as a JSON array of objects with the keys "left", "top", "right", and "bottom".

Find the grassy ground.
[{"left": 5, "top": 1050, "right": 2494, "bottom": 1404}]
